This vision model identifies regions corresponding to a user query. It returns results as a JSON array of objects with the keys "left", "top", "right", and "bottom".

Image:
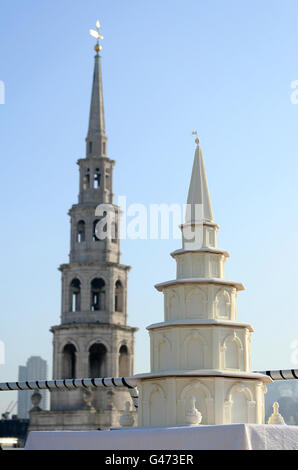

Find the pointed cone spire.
[
  {"left": 86, "top": 50, "right": 107, "bottom": 158},
  {"left": 186, "top": 139, "right": 213, "bottom": 224}
]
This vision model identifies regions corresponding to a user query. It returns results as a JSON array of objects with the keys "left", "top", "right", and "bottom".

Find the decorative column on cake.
[{"left": 136, "top": 137, "right": 271, "bottom": 427}]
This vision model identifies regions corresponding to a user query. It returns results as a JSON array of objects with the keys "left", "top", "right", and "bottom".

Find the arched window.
[
  {"left": 91, "top": 278, "right": 105, "bottom": 311},
  {"left": 94, "top": 169, "right": 101, "bottom": 188},
  {"left": 93, "top": 220, "right": 99, "bottom": 241},
  {"left": 93, "top": 212, "right": 107, "bottom": 241},
  {"left": 76, "top": 220, "right": 85, "bottom": 243},
  {"left": 111, "top": 221, "right": 118, "bottom": 243},
  {"left": 105, "top": 173, "right": 110, "bottom": 190},
  {"left": 115, "top": 280, "right": 123, "bottom": 312},
  {"left": 70, "top": 278, "right": 81, "bottom": 312},
  {"left": 118, "top": 345, "right": 130, "bottom": 377},
  {"left": 83, "top": 168, "right": 90, "bottom": 190},
  {"left": 89, "top": 343, "right": 107, "bottom": 378},
  {"left": 62, "top": 344, "right": 76, "bottom": 379}
]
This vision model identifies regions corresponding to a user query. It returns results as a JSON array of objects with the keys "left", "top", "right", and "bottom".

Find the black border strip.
[
  {"left": 16, "top": 382, "right": 23, "bottom": 390},
  {"left": 72, "top": 379, "right": 78, "bottom": 389},
  {"left": 291, "top": 369, "right": 298, "bottom": 379},
  {"left": 280, "top": 370, "right": 286, "bottom": 380},
  {"left": 26, "top": 381, "right": 33, "bottom": 390},
  {"left": 6, "top": 382, "right": 13, "bottom": 390},
  {"left": 45, "top": 381, "right": 51, "bottom": 391},
  {"left": 102, "top": 378, "right": 108, "bottom": 387},
  {"left": 36, "top": 381, "right": 42, "bottom": 390}
]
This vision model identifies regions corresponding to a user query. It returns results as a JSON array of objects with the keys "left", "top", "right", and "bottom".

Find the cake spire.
[{"left": 186, "top": 133, "right": 213, "bottom": 224}]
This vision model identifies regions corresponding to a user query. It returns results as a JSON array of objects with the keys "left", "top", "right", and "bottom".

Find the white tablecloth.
[{"left": 25, "top": 424, "right": 298, "bottom": 450}]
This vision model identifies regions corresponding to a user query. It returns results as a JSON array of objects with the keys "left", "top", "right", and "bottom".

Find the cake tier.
[
  {"left": 137, "top": 374, "right": 269, "bottom": 426},
  {"left": 171, "top": 248, "right": 229, "bottom": 280},
  {"left": 146, "top": 321, "right": 253, "bottom": 373},
  {"left": 181, "top": 221, "right": 219, "bottom": 251},
  {"left": 155, "top": 279, "right": 243, "bottom": 322}
]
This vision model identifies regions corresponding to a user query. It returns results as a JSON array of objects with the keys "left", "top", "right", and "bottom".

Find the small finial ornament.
[
  {"left": 90, "top": 19, "right": 104, "bottom": 53},
  {"left": 267, "top": 401, "right": 286, "bottom": 425},
  {"left": 184, "top": 396, "right": 202, "bottom": 426},
  {"left": 191, "top": 131, "right": 200, "bottom": 145}
]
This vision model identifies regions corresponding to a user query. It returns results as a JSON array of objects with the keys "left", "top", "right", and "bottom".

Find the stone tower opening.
[
  {"left": 91, "top": 278, "right": 105, "bottom": 311},
  {"left": 76, "top": 221, "right": 85, "bottom": 243},
  {"left": 70, "top": 279, "right": 81, "bottom": 312},
  {"left": 118, "top": 345, "right": 129, "bottom": 377},
  {"left": 115, "top": 280, "right": 123, "bottom": 312},
  {"left": 62, "top": 344, "right": 76, "bottom": 379},
  {"left": 89, "top": 343, "right": 107, "bottom": 378}
]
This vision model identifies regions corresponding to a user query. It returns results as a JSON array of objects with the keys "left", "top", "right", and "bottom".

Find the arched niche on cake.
[
  {"left": 224, "top": 383, "right": 256, "bottom": 424},
  {"left": 185, "top": 287, "right": 207, "bottom": 319},
  {"left": 155, "top": 334, "right": 172, "bottom": 371},
  {"left": 220, "top": 332, "right": 244, "bottom": 370},
  {"left": 178, "top": 381, "right": 214, "bottom": 425},
  {"left": 182, "top": 331, "right": 207, "bottom": 370},
  {"left": 215, "top": 288, "right": 231, "bottom": 319},
  {"left": 165, "top": 288, "right": 180, "bottom": 320},
  {"left": 176, "top": 255, "right": 185, "bottom": 279},
  {"left": 145, "top": 384, "right": 167, "bottom": 427},
  {"left": 210, "top": 255, "right": 220, "bottom": 278}
]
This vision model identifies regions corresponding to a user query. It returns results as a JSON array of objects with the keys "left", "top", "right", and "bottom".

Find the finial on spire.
[
  {"left": 191, "top": 131, "right": 200, "bottom": 145},
  {"left": 90, "top": 20, "right": 104, "bottom": 53},
  {"left": 86, "top": 20, "right": 107, "bottom": 158}
]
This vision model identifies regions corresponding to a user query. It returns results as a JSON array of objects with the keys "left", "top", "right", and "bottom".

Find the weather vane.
[
  {"left": 90, "top": 20, "right": 104, "bottom": 53},
  {"left": 191, "top": 131, "right": 200, "bottom": 145}
]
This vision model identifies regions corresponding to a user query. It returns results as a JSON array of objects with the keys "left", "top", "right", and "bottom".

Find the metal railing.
[{"left": 0, "top": 369, "right": 297, "bottom": 410}]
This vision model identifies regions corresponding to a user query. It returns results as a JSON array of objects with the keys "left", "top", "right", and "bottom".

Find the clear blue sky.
[{"left": 1, "top": 0, "right": 298, "bottom": 414}]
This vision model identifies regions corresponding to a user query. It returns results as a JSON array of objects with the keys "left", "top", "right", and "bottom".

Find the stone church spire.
[
  {"left": 85, "top": 26, "right": 107, "bottom": 158},
  {"left": 28, "top": 22, "right": 138, "bottom": 432}
]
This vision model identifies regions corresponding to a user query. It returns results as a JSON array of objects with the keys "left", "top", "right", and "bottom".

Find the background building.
[
  {"left": 17, "top": 356, "right": 48, "bottom": 419},
  {"left": 0, "top": 416, "right": 29, "bottom": 449}
]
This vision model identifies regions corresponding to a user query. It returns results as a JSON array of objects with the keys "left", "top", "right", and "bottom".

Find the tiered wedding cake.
[{"left": 136, "top": 139, "right": 271, "bottom": 427}]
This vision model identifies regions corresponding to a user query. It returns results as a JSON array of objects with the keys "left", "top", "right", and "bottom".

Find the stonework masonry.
[{"left": 29, "top": 46, "right": 138, "bottom": 431}]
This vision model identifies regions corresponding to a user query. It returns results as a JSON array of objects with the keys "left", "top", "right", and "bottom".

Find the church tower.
[{"left": 30, "top": 24, "right": 138, "bottom": 430}]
